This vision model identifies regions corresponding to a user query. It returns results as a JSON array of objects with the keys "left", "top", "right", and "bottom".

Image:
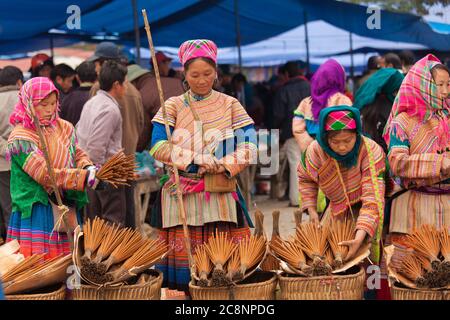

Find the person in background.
[
  {"left": 88, "top": 41, "right": 144, "bottom": 229},
  {"left": 77, "top": 60, "right": 127, "bottom": 226},
  {"left": 50, "top": 63, "right": 76, "bottom": 103},
  {"left": 29, "top": 53, "right": 54, "bottom": 79},
  {"left": 355, "top": 55, "right": 381, "bottom": 92},
  {"left": 380, "top": 53, "right": 403, "bottom": 72},
  {"left": 398, "top": 50, "right": 416, "bottom": 75},
  {"left": 127, "top": 63, "right": 184, "bottom": 152},
  {"left": 353, "top": 68, "right": 404, "bottom": 153},
  {"left": 151, "top": 51, "right": 173, "bottom": 78},
  {"left": 272, "top": 60, "right": 310, "bottom": 207},
  {"left": 0, "top": 66, "right": 23, "bottom": 240},
  {"left": 60, "top": 61, "right": 97, "bottom": 126}
]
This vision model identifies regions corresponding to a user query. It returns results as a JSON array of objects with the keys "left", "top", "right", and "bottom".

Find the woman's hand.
[
  {"left": 307, "top": 208, "right": 320, "bottom": 227},
  {"left": 339, "top": 229, "right": 367, "bottom": 261},
  {"left": 196, "top": 153, "right": 220, "bottom": 175}
]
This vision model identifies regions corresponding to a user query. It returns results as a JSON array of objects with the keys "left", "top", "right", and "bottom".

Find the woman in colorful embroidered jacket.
[
  {"left": 292, "top": 59, "right": 352, "bottom": 152},
  {"left": 298, "top": 106, "right": 385, "bottom": 261},
  {"left": 354, "top": 68, "right": 404, "bottom": 153},
  {"left": 383, "top": 54, "right": 450, "bottom": 239},
  {"left": 6, "top": 77, "right": 98, "bottom": 259},
  {"left": 149, "top": 40, "right": 257, "bottom": 292},
  {"left": 292, "top": 59, "right": 352, "bottom": 213}
]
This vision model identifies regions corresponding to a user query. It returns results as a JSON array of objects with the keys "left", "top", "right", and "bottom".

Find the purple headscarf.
[{"left": 311, "top": 59, "right": 346, "bottom": 122}]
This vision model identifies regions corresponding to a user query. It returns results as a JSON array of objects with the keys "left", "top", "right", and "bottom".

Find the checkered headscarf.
[
  {"left": 178, "top": 39, "right": 218, "bottom": 67},
  {"left": 325, "top": 110, "right": 357, "bottom": 131}
]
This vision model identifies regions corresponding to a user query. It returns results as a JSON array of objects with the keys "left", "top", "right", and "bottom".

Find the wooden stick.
[
  {"left": 29, "top": 104, "right": 74, "bottom": 250},
  {"left": 141, "top": 9, "right": 195, "bottom": 278}
]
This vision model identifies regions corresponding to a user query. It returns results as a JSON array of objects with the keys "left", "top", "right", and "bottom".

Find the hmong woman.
[
  {"left": 383, "top": 54, "right": 450, "bottom": 240},
  {"left": 297, "top": 106, "right": 385, "bottom": 262},
  {"left": 149, "top": 40, "right": 256, "bottom": 292},
  {"left": 292, "top": 59, "right": 352, "bottom": 152},
  {"left": 6, "top": 77, "right": 97, "bottom": 259},
  {"left": 354, "top": 68, "right": 404, "bottom": 153}
]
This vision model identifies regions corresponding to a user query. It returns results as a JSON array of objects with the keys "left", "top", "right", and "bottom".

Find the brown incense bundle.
[
  {"left": 108, "top": 238, "right": 169, "bottom": 281},
  {"left": 295, "top": 222, "right": 332, "bottom": 276},
  {"left": 194, "top": 245, "right": 212, "bottom": 287},
  {"left": 269, "top": 237, "right": 312, "bottom": 275},
  {"left": 204, "top": 230, "right": 238, "bottom": 286},
  {"left": 82, "top": 217, "right": 108, "bottom": 260},
  {"left": 328, "top": 218, "right": 355, "bottom": 267},
  {"left": 1, "top": 254, "right": 46, "bottom": 283},
  {"left": 261, "top": 210, "right": 281, "bottom": 271},
  {"left": 439, "top": 228, "right": 450, "bottom": 263},
  {"left": 96, "top": 150, "right": 137, "bottom": 188},
  {"left": 400, "top": 253, "right": 427, "bottom": 287},
  {"left": 238, "top": 234, "right": 266, "bottom": 276},
  {"left": 92, "top": 224, "right": 127, "bottom": 264},
  {"left": 103, "top": 228, "right": 145, "bottom": 270},
  {"left": 226, "top": 250, "right": 241, "bottom": 282},
  {"left": 406, "top": 225, "right": 441, "bottom": 269},
  {"left": 294, "top": 210, "right": 303, "bottom": 228}
]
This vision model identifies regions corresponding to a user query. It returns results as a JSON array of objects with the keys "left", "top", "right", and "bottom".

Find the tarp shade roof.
[{"left": 0, "top": 0, "right": 449, "bottom": 57}]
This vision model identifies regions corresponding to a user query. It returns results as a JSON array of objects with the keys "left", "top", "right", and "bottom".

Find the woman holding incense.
[
  {"left": 298, "top": 105, "right": 386, "bottom": 262},
  {"left": 149, "top": 39, "right": 256, "bottom": 292},
  {"left": 6, "top": 77, "right": 98, "bottom": 259}
]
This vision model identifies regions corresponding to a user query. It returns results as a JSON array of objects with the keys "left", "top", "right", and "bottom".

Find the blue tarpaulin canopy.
[{"left": 0, "top": 0, "right": 449, "bottom": 58}]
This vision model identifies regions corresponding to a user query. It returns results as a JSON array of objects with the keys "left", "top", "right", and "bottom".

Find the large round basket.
[
  {"left": 6, "top": 284, "right": 66, "bottom": 300},
  {"left": 391, "top": 282, "right": 449, "bottom": 300},
  {"left": 189, "top": 271, "right": 277, "bottom": 300},
  {"left": 71, "top": 269, "right": 163, "bottom": 300},
  {"left": 278, "top": 265, "right": 365, "bottom": 300}
]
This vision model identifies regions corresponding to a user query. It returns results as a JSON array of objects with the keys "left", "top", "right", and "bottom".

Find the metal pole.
[
  {"left": 349, "top": 32, "right": 354, "bottom": 79},
  {"left": 303, "top": 10, "right": 310, "bottom": 73},
  {"left": 132, "top": 0, "right": 141, "bottom": 65},
  {"left": 234, "top": 0, "right": 243, "bottom": 71}
]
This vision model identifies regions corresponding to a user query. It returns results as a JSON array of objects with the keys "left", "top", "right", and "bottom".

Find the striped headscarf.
[
  {"left": 178, "top": 39, "right": 218, "bottom": 67},
  {"left": 9, "top": 77, "right": 59, "bottom": 129},
  {"left": 383, "top": 54, "right": 449, "bottom": 147},
  {"left": 325, "top": 110, "right": 357, "bottom": 131}
]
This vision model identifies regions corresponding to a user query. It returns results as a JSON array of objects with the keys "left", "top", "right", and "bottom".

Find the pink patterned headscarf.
[
  {"left": 178, "top": 39, "right": 218, "bottom": 67},
  {"left": 383, "top": 54, "right": 449, "bottom": 148},
  {"left": 9, "top": 77, "right": 60, "bottom": 129}
]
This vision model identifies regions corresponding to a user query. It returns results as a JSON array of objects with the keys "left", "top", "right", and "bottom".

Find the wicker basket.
[
  {"left": 6, "top": 284, "right": 66, "bottom": 300},
  {"left": 71, "top": 269, "right": 163, "bottom": 300},
  {"left": 391, "top": 282, "right": 450, "bottom": 300},
  {"left": 189, "top": 271, "right": 277, "bottom": 300},
  {"left": 278, "top": 265, "right": 365, "bottom": 300}
]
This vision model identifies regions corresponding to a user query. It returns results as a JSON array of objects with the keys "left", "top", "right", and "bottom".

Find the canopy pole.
[
  {"left": 49, "top": 35, "right": 54, "bottom": 59},
  {"left": 349, "top": 32, "right": 354, "bottom": 79},
  {"left": 132, "top": 0, "right": 141, "bottom": 65},
  {"left": 234, "top": 0, "right": 243, "bottom": 71},
  {"left": 303, "top": 10, "right": 310, "bottom": 74}
]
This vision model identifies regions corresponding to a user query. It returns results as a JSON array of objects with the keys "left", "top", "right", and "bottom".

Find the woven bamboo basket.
[
  {"left": 278, "top": 265, "right": 365, "bottom": 300},
  {"left": 6, "top": 284, "right": 66, "bottom": 300},
  {"left": 71, "top": 269, "right": 163, "bottom": 300},
  {"left": 189, "top": 271, "right": 277, "bottom": 300},
  {"left": 391, "top": 282, "right": 450, "bottom": 300}
]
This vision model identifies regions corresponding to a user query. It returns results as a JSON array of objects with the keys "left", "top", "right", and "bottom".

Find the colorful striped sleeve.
[
  {"left": 8, "top": 139, "right": 87, "bottom": 192},
  {"left": 357, "top": 142, "right": 385, "bottom": 238},
  {"left": 221, "top": 124, "right": 258, "bottom": 177},
  {"left": 149, "top": 122, "right": 196, "bottom": 172},
  {"left": 388, "top": 123, "right": 444, "bottom": 188},
  {"left": 297, "top": 143, "right": 320, "bottom": 212}
]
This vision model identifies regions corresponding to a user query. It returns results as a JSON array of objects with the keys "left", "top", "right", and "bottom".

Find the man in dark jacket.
[
  {"left": 127, "top": 64, "right": 184, "bottom": 152},
  {"left": 272, "top": 61, "right": 310, "bottom": 206},
  {"left": 60, "top": 61, "right": 97, "bottom": 126}
]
